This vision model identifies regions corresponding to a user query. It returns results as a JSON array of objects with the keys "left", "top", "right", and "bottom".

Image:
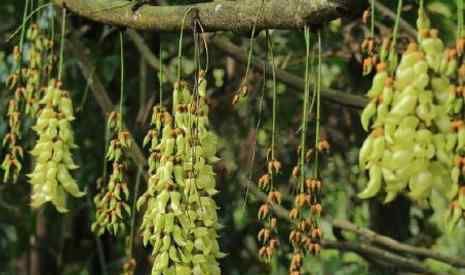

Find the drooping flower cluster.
[
  {"left": 28, "top": 79, "right": 84, "bottom": 212},
  {"left": 359, "top": 6, "right": 465, "bottom": 229},
  {"left": 92, "top": 111, "right": 131, "bottom": 236},
  {"left": 138, "top": 72, "right": 224, "bottom": 275},
  {"left": 2, "top": 23, "right": 54, "bottom": 183},
  {"left": 256, "top": 158, "right": 281, "bottom": 262}
]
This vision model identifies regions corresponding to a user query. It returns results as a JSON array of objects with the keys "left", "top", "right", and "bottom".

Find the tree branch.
[
  {"left": 332, "top": 219, "right": 465, "bottom": 269},
  {"left": 210, "top": 36, "right": 368, "bottom": 108},
  {"left": 321, "top": 240, "right": 446, "bottom": 275},
  {"left": 54, "top": 0, "right": 355, "bottom": 32}
]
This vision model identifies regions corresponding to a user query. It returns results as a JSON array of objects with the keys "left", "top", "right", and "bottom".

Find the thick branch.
[
  {"left": 333, "top": 219, "right": 465, "bottom": 269},
  {"left": 54, "top": 0, "right": 353, "bottom": 32}
]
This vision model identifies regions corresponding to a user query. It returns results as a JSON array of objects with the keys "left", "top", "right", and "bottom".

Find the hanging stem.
[
  {"left": 370, "top": 0, "right": 375, "bottom": 37},
  {"left": 268, "top": 32, "right": 277, "bottom": 163},
  {"left": 119, "top": 31, "right": 125, "bottom": 119},
  {"left": 177, "top": 7, "right": 194, "bottom": 82},
  {"left": 128, "top": 167, "right": 142, "bottom": 259},
  {"left": 387, "top": 0, "right": 403, "bottom": 70},
  {"left": 242, "top": 3, "right": 263, "bottom": 87},
  {"left": 458, "top": 0, "right": 464, "bottom": 38},
  {"left": 159, "top": 44, "right": 163, "bottom": 106},
  {"left": 299, "top": 26, "right": 311, "bottom": 193},
  {"left": 313, "top": 30, "right": 322, "bottom": 179},
  {"left": 57, "top": 8, "right": 67, "bottom": 81}
]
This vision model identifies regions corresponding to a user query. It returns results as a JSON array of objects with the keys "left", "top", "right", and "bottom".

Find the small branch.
[
  {"left": 211, "top": 36, "right": 368, "bottom": 109},
  {"left": 54, "top": 0, "right": 354, "bottom": 32},
  {"left": 126, "top": 29, "right": 175, "bottom": 83},
  {"left": 321, "top": 240, "right": 446, "bottom": 275},
  {"left": 332, "top": 219, "right": 465, "bottom": 269}
]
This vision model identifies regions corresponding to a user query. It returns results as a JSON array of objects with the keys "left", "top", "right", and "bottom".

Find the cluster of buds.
[
  {"left": 92, "top": 112, "right": 131, "bottom": 236},
  {"left": 1, "top": 99, "right": 23, "bottom": 183},
  {"left": 23, "top": 23, "right": 55, "bottom": 115},
  {"left": 2, "top": 23, "right": 55, "bottom": 183},
  {"left": 257, "top": 154, "right": 282, "bottom": 261},
  {"left": 287, "top": 134, "right": 328, "bottom": 273},
  {"left": 138, "top": 72, "right": 224, "bottom": 275},
  {"left": 441, "top": 17, "right": 465, "bottom": 230},
  {"left": 28, "top": 79, "right": 84, "bottom": 212}
]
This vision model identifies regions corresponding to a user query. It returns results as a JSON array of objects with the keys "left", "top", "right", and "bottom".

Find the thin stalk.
[
  {"left": 177, "top": 7, "right": 195, "bottom": 82},
  {"left": 313, "top": 31, "right": 322, "bottom": 179},
  {"left": 268, "top": 33, "right": 277, "bottom": 163},
  {"left": 119, "top": 31, "right": 125, "bottom": 119},
  {"left": 57, "top": 8, "right": 66, "bottom": 81},
  {"left": 458, "top": 0, "right": 464, "bottom": 38},
  {"left": 370, "top": 0, "right": 375, "bottom": 37},
  {"left": 159, "top": 45, "right": 163, "bottom": 105},
  {"left": 18, "top": 0, "right": 31, "bottom": 52},
  {"left": 128, "top": 168, "right": 142, "bottom": 258},
  {"left": 299, "top": 27, "right": 311, "bottom": 193},
  {"left": 241, "top": 1, "right": 264, "bottom": 87}
]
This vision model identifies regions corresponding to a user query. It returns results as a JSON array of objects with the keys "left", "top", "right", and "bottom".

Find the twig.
[
  {"left": 332, "top": 219, "right": 465, "bottom": 269},
  {"left": 321, "top": 240, "right": 446, "bottom": 275},
  {"left": 126, "top": 29, "right": 176, "bottom": 83},
  {"left": 211, "top": 36, "right": 368, "bottom": 109}
]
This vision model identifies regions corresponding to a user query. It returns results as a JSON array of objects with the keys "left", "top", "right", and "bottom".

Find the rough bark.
[{"left": 54, "top": 0, "right": 356, "bottom": 32}]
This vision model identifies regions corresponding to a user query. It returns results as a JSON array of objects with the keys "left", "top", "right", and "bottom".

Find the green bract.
[{"left": 28, "top": 79, "right": 84, "bottom": 213}]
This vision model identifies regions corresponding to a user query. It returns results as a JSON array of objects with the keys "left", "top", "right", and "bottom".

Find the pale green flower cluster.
[
  {"left": 92, "top": 112, "right": 132, "bottom": 236},
  {"left": 359, "top": 6, "right": 465, "bottom": 230},
  {"left": 138, "top": 74, "right": 224, "bottom": 275},
  {"left": 29, "top": 79, "right": 84, "bottom": 213}
]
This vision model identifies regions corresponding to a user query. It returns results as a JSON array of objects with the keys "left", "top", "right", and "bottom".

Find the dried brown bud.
[
  {"left": 258, "top": 203, "right": 270, "bottom": 219},
  {"left": 311, "top": 203, "right": 322, "bottom": 216},
  {"left": 292, "top": 166, "right": 300, "bottom": 178},
  {"left": 294, "top": 193, "right": 307, "bottom": 208},
  {"left": 268, "top": 191, "right": 282, "bottom": 205},
  {"left": 362, "top": 9, "right": 370, "bottom": 25},
  {"left": 232, "top": 94, "right": 240, "bottom": 105},
  {"left": 289, "top": 208, "right": 300, "bottom": 220},
  {"left": 258, "top": 174, "right": 271, "bottom": 189},
  {"left": 258, "top": 228, "right": 271, "bottom": 242},
  {"left": 311, "top": 228, "right": 322, "bottom": 240},
  {"left": 270, "top": 217, "right": 278, "bottom": 229},
  {"left": 317, "top": 139, "right": 330, "bottom": 152}
]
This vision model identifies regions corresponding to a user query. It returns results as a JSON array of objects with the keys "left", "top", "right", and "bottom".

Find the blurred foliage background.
[{"left": 1, "top": 0, "right": 465, "bottom": 275}]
